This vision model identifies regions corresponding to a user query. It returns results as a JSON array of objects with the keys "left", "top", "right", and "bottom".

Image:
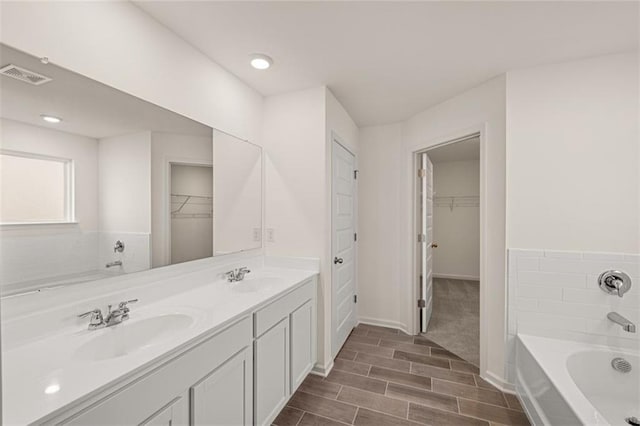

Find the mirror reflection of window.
[{"left": 0, "top": 151, "right": 71, "bottom": 224}]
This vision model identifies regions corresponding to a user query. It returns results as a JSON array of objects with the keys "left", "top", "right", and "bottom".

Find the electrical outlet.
[
  {"left": 252, "top": 228, "right": 261, "bottom": 242},
  {"left": 267, "top": 228, "right": 275, "bottom": 243}
]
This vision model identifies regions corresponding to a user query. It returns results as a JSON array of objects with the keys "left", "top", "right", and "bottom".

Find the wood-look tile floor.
[{"left": 273, "top": 324, "right": 530, "bottom": 426}]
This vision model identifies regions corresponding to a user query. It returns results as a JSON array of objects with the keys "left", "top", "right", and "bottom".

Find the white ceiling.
[
  {"left": 134, "top": 1, "right": 638, "bottom": 126},
  {"left": 428, "top": 137, "right": 479, "bottom": 164},
  {"left": 0, "top": 44, "right": 211, "bottom": 139}
]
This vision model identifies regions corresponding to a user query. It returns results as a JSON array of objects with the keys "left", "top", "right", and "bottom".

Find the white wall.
[
  {"left": 151, "top": 132, "right": 212, "bottom": 267},
  {"left": 433, "top": 160, "right": 480, "bottom": 280},
  {"left": 99, "top": 131, "right": 151, "bottom": 234},
  {"left": 506, "top": 53, "right": 639, "bottom": 253},
  {"left": 263, "top": 86, "right": 358, "bottom": 371},
  {"left": 263, "top": 86, "right": 327, "bottom": 366},
  {"left": 504, "top": 53, "right": 639, "bottom": 385},
  {"left": 0, "top": 2, "right": 263, "bottom": 145},
  {"left": 358, "top": 76, "right": 507, "bottom": 385},
  {"left": 0, "top": 119, "right": 100, "bottom": 288}
]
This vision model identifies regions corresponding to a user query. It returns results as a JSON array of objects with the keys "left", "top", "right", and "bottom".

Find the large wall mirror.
[{"left": 0, "top": 44, "right": 262, "bottom": 296}]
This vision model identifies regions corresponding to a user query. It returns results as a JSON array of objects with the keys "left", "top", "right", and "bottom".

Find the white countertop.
[{"left": 2, "top": 262, "right": 318, "bottom": 425}]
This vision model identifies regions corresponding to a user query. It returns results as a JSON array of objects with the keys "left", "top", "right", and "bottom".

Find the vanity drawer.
[{"left": 254, "top": 279, "right": 314, "bottom": 337}]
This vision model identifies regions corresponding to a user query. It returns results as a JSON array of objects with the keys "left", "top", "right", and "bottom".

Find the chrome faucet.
[
  {"left": 106, "top": 260, "right": 122, "bottom": 268},
  {"left": 225, "top": 267, "right": 251, "bottom": 282},
  {"left": 607, "top": 312, "right": 636, "bottom": 333},
  {"left": 78, "top": 299, "right": 138, "bottom": 330}
]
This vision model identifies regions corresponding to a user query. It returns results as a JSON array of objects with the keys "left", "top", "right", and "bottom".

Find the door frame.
[
  {"left": 330, "top": 132, "right": 358, "bottom": 358},
  {"left": 409, "top": 126, "right": 488, "bottom": 374}
]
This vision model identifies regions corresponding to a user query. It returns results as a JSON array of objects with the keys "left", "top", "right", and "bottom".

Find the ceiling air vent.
[{"left": 0, "top": 64, "right": 52, "bottom": 85}]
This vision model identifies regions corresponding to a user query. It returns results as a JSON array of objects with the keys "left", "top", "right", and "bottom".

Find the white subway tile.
[
  {"left": 517, "top": 270, "right": 586, "bottom": 288},
  {"left": 518, "top": 285, "right": 562, "bottom": 300},
  {"left": 544, "top": 250, "right": 582, "bottom": 259},
  {"left": 582, "top": 252, "right": 627, "bottom": 262},
  {"left": 563, "top": 288, "right": 640, "bottom": 308},
  {"left": 516, "top": 298, "right": 538, "bottom": 310},
  {"left": 537, "top": 300, "right": 606, "bottom": 319},
  {"left": 517, "top": 257, "right": 539, "bottom": 271},
  {"left": 509, "top": 249, "right": 544, "bottom": 258},
  {"left": 624, "top": 253, "right": 640, "bottom": 263},
  {"left": 517, "top": 311, "right": 586, "bottom": 332},
  {"left": 539, "top": 258, "right": 587, "bottom": 273}
]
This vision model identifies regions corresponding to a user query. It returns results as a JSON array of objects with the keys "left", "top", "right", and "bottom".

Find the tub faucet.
[
  {"left": 607, "top": 312, "right": 636, "bottom": 333},
  {"left": 106, "top": 260, "right": 122, "bottom": 268}
]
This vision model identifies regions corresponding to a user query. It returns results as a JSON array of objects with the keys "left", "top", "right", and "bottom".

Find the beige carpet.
[{"left": 423, "top": 278, "right": 480, "bottom": 366}]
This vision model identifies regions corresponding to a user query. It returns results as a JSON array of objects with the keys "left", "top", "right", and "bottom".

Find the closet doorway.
[
  {"left": 416, "top": 135, "right": 481, "bottom": 366},
  {"left": 169, "top": 163, "right": 213, "bottom": 264}
]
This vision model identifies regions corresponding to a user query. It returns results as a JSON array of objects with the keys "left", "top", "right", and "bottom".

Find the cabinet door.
[
  {"left": 290, "top": 300, "right": 314, "bottom": 392},
  {"left": 254, "top": 317, "right": 289, "bottom": 426},
  {"left": 191, "top": 346, "right": 253, "bottom": 426},
  {"left": 140, "top": 394, "right": 189, "bottom": 426}
]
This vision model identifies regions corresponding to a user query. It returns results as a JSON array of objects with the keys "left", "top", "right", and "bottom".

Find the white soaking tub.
[{"left": 516, "top": 334, "right": 639, "bottom": 426}]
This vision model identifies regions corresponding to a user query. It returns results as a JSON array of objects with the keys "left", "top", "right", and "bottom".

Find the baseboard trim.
[
  {"left": 482, "top": 371, "right": 516, "bottom": 394},
  {"left": 310, "top": 359, "right": 334, "bottom": 378},
  {"left": 358, "top": 317, "right": 411, "bottom": 335},
  {"left": 433, "top": 273, "right": 480, "bottom": 281}
]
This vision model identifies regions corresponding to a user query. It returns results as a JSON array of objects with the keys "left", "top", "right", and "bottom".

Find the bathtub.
[{"left": 516, "top": 334, "right": 639, "bottom": 426}]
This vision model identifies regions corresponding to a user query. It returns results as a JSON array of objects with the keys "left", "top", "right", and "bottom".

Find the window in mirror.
[{"left": 0, "top": 151, "right": 72, "bottom": 224}]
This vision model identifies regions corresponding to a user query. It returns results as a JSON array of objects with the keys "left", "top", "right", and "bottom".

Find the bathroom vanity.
[{"left": 1, "top": 257, "right": 318, "bottom": 425}]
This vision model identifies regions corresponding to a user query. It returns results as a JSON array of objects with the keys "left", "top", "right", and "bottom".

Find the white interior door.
[
  {"left": 332, "top": 139, "right": 357, "bottom": 356},
  {"left": 418, "top": 152, "right": 434, "bottom": 333}
]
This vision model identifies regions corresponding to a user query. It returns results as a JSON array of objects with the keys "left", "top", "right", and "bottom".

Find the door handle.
[
  {"left": 334, "top": 257, "right": 344, "bottom": 264},
  {"left": 431, "top": 243, "right": 438, "bottom": 248}
]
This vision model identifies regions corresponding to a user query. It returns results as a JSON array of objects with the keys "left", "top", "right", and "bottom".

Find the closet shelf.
[
  {"left": 170, "top": 193, "right": 213, "bottom": 217},
  {"left": 433, "top": 195, "right": 479, "bottom": 211}
]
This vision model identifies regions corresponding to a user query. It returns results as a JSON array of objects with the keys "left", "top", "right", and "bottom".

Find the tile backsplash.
[{"left": 506, "top": 248, "right": 639, "bottom": 383}]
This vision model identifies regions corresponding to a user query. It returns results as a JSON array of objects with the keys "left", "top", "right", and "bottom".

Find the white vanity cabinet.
[
  {"left": 59, "top": 317, "right": 253, "bottom": 426},
  {"left": 191, "top": 347, "right": 253, "bottom": 425},
  {"left": 48, "top": 275, "right": 317, "bottom": 426},
  {"left": 254, "top": 278, "right": 317, "bottom": 425}
]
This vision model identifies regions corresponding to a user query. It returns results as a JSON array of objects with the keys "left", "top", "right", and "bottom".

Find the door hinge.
[
  {"left": 417, "top": 233, "right": 426, "bottom": 243},
  {"left": 417, "top": 299, "right": 426, "bottom": 308},
  {"left": 418, "top": 168, "right": 426, "bottom": 178},
  {"left": 354, "top": 170, "right": 358, "bottom": 179},
  {"left": 354, "top": 233, "right": 357, "bottom": 242},
  {"left": 354, "top": 294, "right": 358, "bottom": 303}
]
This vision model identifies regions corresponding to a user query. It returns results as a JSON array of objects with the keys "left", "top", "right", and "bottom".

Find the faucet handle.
[
  {"left": 599, "top": 270, "right": 632, "bottom": 297},
  {"left": 78, "top": 308, "right": 104, "bottom": 328},
  {"left": 238, "top": 267, "right": 251, "bottom": 273},
  {"left": 78, "top": 308, "right": 102, "bottom": 319},
  {"left": 118, "top": 299, "right": 138, "bottom": 308}
]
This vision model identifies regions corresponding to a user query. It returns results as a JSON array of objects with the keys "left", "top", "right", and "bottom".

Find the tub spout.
[{"left": 607, "top": 312, "right": 636, "bottom": 333}]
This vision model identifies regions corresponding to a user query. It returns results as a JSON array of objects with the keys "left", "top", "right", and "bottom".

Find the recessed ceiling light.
[
  {"left": 44, "top": 384, "right": 60, "bottom": 394},
  {"left": 250, "top": 53, "right": 273, "bottom": 70},
  {"left": 41, "top": 114, "right": 62, "bottom": 123}
]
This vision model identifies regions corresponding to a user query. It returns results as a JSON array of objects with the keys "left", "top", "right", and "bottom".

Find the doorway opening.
[
  {"left": 169, "top": 163, "right": 213, "bottom": 265},
  {"left": 415, "top": 134, "right": 481, "bottom": 366}
]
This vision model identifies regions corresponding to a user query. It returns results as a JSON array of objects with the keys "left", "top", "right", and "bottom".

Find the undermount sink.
[
  {"left": 231, "top": 276, "right": 281, "bottom": 293},
  {"left": 75, "top": 314, "right": 194, "bottom": 361}
]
